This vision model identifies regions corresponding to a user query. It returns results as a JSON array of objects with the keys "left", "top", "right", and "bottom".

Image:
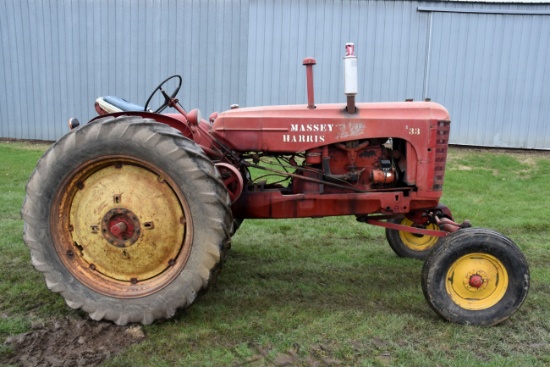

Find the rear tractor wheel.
[
  {"left": 385, "top": 216, "right": 441, "bottom": 259},
  {"left": 422, "top": 228, "right": 529, "bottom": 326},
  {"left": 22, "top": 116, "right": 233, "bottom": 325}
]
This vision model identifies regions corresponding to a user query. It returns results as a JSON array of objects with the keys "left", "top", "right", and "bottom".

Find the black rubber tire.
[
  {"left": 21, "top": 116, "right": 233, "bottom": 325},
  {"left": 232, "top": 218, "right": 244, "bottom": 235},
  {"left": 385, "top": 216, "right": 441, "bottom": 260},
  {"left": 422, "top": 228, "right": 529, "bottom": 326}
]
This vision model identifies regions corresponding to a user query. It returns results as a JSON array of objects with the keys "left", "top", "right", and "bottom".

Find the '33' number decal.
[{"left": 407, "top": 127, "right": 421, "bottom": 135}]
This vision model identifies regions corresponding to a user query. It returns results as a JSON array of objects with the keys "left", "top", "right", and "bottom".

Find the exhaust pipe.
[
  {"left": 344, "top": 43, "right": 357, "bottom": 114},
  {"left": 303, "top": 57, "right": 317, "bottom": 109}
]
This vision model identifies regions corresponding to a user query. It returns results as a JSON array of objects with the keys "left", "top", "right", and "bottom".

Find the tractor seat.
[{"left": 95, "top": 96, "right": 145, "bottom": 114}]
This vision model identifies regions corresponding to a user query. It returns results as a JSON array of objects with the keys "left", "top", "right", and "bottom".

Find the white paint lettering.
[
  {"left": 288, "top": 123, "right": 334, "bottom": 132},
  {"left": 284, "top": 122, "right": 333, "bottom": 143},
  {"left": 282, "top": 134, "right": 326, "bottom": 143}
]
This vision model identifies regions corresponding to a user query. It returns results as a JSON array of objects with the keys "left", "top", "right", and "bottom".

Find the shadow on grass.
[{"left": 163, "top": 230, "right": 436, "bottom": 344}]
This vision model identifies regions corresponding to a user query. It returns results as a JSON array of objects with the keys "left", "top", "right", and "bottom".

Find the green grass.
[
  {"left": 0, "top": 142, "right": 67, "bottom": 345},
  {"left": 1, "top": 142, "right": 549, "bottom": 366}
]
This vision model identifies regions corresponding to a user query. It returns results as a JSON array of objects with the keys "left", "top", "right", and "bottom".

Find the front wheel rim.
[
  {"left": 398, "top": 218, "right": 439, "bottom": 251},
  {"left": 446, "top": 253, "right": 509, "bottom": 310},
  {"left": 51, "top": 156, "right": 193, "bottom": 298}
]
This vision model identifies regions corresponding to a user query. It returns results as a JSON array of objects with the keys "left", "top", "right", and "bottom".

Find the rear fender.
[{"left": 89, "top": 111, "right": 193, "bottom": 140}]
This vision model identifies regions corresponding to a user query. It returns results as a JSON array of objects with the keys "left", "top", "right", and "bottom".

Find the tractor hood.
[{"left": 211, "top": 101, "right": 450, "bottom": 153}]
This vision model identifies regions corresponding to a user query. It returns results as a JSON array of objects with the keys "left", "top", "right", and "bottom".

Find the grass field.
[{"left": 0, "top": 141, "right": 549, "bottom": 366}]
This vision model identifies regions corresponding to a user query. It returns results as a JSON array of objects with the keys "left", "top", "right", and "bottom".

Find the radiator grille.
[{"left": 433, "top": 120, "right": 451, "bottom": 191}]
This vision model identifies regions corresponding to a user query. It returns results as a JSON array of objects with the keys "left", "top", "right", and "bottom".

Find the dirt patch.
[{"left": 2, "top": 316, "right": 145, "bottom": 367}]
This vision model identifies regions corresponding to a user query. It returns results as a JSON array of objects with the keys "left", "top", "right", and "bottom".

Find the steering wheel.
[{"left": 144, "top": 75, "right": 183, "bottom": 114}]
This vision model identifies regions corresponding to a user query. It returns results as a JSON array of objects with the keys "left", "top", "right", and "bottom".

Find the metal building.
[{"left": 1, "top": 0, "right": 549, "bottom": 149}]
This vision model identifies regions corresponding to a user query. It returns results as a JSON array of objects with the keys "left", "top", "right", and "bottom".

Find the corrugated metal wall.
[
  {"left": 246, "top": 0, "right": 429, "bottom": 106},
  {"left": 423, "top": 3, "right": 550, "bottom": 149},
  {"left": 1, "top": 0, "right": 549, "bottom": 149},
  {"left": 0, "top": 0, "right": 249, "bottom": 141}
]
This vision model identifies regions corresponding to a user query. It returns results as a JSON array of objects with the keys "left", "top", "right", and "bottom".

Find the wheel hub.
[
  {"left": 462, "top": 270, "right": 489, "bottom": 292},
  {"left": 468, "top": 274, "right": 484, "bottom": 288},
  {"left": 101, "top": 208, "right": 141, "bottom": 247}
]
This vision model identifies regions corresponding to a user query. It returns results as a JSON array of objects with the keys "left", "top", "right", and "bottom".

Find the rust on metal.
[
  {"left": 303, "top": 57, "right": 316, "bottom": 109},
  {"left": 50, "top": 156, "right": 194, "bottom": 299},
  {"left": 110, "top": 221, "right": 128, "bottom": 236},
  {"left": 101, "top": 208, "right": 141, "bottom": 247}
]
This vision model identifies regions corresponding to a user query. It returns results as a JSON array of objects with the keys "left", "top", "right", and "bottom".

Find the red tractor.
[{"left": 22, "top": 44, "right": 529, "bottom": 326}]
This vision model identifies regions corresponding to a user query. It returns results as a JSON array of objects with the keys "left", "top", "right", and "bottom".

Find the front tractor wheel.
[
  {"left": 385, "top": 216, "right": 441, "bottom": 259},
  {"left": 421, "top": 228, "right": 529, "bottom": 326},
  {"left": 22, "top": 116, "right": 232, "bottom": 325}
]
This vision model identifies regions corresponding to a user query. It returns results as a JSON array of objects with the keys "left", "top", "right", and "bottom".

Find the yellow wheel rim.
[
  {"left": 51, "top": 156, "right": 192, "bottom": 298},
  {"left": 446, "top": 253, "right": 509, "bottom": 310},
  {"left": 398, "top": 218, "right": 439, "bottom": 251}
]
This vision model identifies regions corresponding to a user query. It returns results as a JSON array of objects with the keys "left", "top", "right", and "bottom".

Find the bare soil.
[{"left": 1, "top": 316, "right": 145, "bottom": 367}]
